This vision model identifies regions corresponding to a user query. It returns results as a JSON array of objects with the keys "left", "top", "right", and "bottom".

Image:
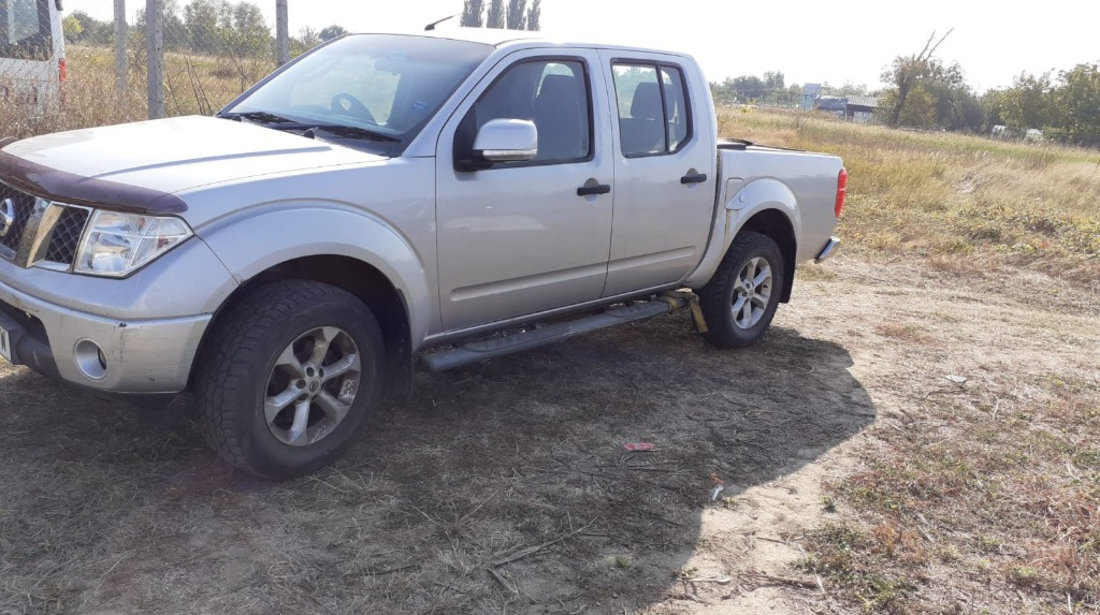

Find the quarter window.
[{"left": 612, "top": 62, "right": 692, "bottom": 157}]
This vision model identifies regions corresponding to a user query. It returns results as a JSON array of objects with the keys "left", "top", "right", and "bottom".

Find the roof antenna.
[{"left": 425, "top": 14, "right": 458, "bottom": 31}]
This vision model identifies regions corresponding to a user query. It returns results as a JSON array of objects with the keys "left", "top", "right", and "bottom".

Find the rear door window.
[
  {"left": 612, "top": 62, "right": 693, "bottom": 158},
  {"left": 0, "top": 0, "right": 52, "bottom": 60}
]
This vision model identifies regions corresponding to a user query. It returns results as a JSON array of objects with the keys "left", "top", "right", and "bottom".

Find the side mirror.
[{"left": 473, "top": 119, "right": 538, "bottom": 164}]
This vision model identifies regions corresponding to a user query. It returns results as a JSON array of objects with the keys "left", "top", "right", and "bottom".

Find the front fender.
[{"left": 198, "top": 203, "right": 434, "bottom": 344}]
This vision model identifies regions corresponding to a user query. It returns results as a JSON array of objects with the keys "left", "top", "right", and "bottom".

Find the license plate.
[{"left": 0, "top": 325, "right": 10, "bottom": 363}]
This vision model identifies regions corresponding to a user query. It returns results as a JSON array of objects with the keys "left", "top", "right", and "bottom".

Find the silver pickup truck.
[{"left": 0, "top": 30, "right": 844, "bottom": 478}]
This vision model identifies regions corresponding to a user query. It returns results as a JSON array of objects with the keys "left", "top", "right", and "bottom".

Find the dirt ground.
[{"left": 1, "top": 251, "right": 1096, "bottom": 615}]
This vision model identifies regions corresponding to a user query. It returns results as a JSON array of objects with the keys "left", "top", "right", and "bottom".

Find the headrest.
[{"left": 630, "top": 82, "right": 662, "bottom": 119}]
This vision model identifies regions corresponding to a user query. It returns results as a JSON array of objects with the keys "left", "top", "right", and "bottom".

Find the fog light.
[{"left": 74, "top": 339, "right": 108, "bottom": 380}]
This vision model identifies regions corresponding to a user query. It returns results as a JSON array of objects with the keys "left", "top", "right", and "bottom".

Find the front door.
[{"left": 435, "top": 50, "right": 614, "bottom": 331}]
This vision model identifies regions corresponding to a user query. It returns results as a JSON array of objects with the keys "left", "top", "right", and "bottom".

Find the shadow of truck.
[{"left": 0, "top": 312, "right": 874, "bottom": 614}]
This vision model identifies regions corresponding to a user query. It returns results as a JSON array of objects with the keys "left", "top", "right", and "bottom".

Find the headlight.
[{"left": 75, "top": 210, "right": 193, "bottom": 277}]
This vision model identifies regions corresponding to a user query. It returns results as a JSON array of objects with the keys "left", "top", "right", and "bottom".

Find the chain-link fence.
[{"left": 1, "top": 0, "right": 293, "bottom": 138}]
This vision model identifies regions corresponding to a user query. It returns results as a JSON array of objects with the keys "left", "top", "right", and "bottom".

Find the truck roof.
[{"left": 352, "top": 28, "right": 691, "bottom": 59}]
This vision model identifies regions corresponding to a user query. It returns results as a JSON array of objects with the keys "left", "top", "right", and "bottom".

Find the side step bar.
[{"left": 420, "top": 296, "right": 687, "bottom": 372}]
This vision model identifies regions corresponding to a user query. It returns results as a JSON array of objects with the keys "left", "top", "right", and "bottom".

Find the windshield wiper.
[
  {"left": 263, "top": 122, "right": 399, "bottom": 143},
  {"left": 218, "top": 110, "right": 296, "bottom": 124},
  {"left": 219, "top": 111, "right": 399, "bottom": 143},
  {"left": 308, "top": 124, "right": 400, "bottom": 142}
]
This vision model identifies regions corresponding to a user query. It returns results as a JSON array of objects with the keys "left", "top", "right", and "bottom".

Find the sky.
[{"left": 69, "top": 0, "right": 1100, "bottom": 92}]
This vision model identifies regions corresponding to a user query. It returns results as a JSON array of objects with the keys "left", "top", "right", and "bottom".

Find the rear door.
[
  {"left": 0, "top": 0, "right": 62, "bottom": 113},
  {"left": 434, "top": 49, "right": 615, "bottom": 331},
  {"left": 597, "top": 51, "right": 717, "bottom": 296}
]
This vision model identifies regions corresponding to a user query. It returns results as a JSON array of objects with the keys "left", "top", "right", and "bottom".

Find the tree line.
[
  {"left": 710, "top": 71, "right": 870, "bottom": 108},
  {"left": 976, "top": 66, "right": 1099, "bottom": 147},
  {"left": 714, "top": 31, "right": 1100, "bottom": 148},
  {"left": 63, "top": 7, "right": 1098, "bottom": 147},
  {"left": 462, "top": 0, "right": 541, "bottom": 30},
  {"left": 64, "top": 0, "right": 544, "bottom": 59},
  {"left": 882, "top": 31, "right": 1100, "bottom": 147},
  {"left": 62, "top": 0, "right": 349, "bottom": 60}
]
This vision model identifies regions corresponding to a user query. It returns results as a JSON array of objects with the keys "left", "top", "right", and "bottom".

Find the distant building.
[
  {"left": 801, "top": 84, "right": 821, "bottom": 110},
  {"left": 813, "top": 94, "right": 880, "bottom": 123},
  {"left": 815, "top": 95, "right": 847, "bottom": 114},
  {"left": 845, "top": 96, "right": 880, "bottom": 123}
]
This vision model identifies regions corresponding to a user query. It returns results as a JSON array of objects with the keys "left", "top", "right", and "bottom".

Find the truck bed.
[{"left": 716, "top": 144, "right": 843, "bottom": 264}]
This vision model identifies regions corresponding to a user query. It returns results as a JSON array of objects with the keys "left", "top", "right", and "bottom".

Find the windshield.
[
  {"left": 221, "top": 34, "right": 493, "bottom": 155},
  {"left": 0, "top": 0, "right": 52, "bottom": 60}
]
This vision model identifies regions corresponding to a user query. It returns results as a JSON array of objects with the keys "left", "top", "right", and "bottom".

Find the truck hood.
[{"left": 0, "top": 115, "right": 382, "bottom": 213}]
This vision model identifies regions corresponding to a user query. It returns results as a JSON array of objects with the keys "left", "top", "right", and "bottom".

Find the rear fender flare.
[
  {"left": 724, "top": 178, "right": 801, "bottom": 250},
  {"left": 685, "top": 177, "right": 801, "bottom": 288}
]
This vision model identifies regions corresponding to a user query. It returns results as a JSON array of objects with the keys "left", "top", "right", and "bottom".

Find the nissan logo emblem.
[{"left": 0, "top": 198, "right": 14, "bottom": 238}]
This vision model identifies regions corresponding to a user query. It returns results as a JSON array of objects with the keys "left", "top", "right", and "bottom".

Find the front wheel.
[
  {"left": 194, "top": 280, "right": 384, "bottom": 479},
  {"left": 698, "top": 231, "right": 785, "bottom": 348}
]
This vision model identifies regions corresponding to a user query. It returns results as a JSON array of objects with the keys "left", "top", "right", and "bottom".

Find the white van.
[{"left": 1, "top": 0, "right": 65, "bottom": 116}]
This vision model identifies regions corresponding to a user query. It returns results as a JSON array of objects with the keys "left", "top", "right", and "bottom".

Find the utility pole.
[
  {"left": 114, "top": 0, "right": 127, "bottom": 93},
  {"left": 276, "top": 0, "right": 289, "bottom": 66},
  {"left": 145, "top": 0, "right": 164, "bottom": 118}
]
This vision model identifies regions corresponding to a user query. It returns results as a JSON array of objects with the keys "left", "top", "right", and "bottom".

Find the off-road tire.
[
  {"left": 194, "top": 280, "right": 384, "bottom": 479},
  {"left": 698, "top": 231, "right": 785, "bottom": 348}
]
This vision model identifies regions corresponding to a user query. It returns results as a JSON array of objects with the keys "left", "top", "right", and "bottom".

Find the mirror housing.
[{"left": 473, "top": 119, "right": 538, "bottom": 164}]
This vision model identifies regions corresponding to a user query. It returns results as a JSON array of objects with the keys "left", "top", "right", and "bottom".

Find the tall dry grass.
[
  {"left": 1, "top": 44, "right": 271, "bottom": 139},
  {"left": 719, "top": 108, "right": 1100, "bottom": 283}
]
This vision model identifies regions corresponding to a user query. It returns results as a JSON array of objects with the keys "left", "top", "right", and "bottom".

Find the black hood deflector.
[{"left": 0, "top": 137, "right": 187, "bottom": 214}]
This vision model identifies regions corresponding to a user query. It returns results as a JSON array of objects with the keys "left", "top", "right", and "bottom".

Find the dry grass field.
[
  {"left": 1, "top": 45, "right": 271, "bottom": 138},
  {"left": 0, "top": 53, "right": 1098, "bottom": 614}
]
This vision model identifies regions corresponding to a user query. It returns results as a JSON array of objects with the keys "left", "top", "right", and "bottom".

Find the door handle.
[
  {"left": 577, "top": 183, "right": 611, "bottom": 196},
  {"left": 680, "top": 172, "right": 708, "bottom": 184}
]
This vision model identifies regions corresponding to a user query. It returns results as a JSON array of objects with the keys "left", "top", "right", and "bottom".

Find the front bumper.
[
  {"left": 0, "top": 236, "right": 236, "bottom": 394},
  {"left": 0, "top": 279, "right": 210, "bottom": 393}
]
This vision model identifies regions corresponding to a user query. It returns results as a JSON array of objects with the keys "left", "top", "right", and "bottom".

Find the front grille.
[
  {"left": 0, "top": 181, "right": 91, "bottom": 268},
  {"left": 44, "top": 207, "right": 90, "bottom": 264},
  {"left": 0, "top": 182, "right": 36, "bottom": 255}
]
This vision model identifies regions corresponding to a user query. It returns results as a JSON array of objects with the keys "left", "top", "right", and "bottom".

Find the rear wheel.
[
  {"left": 195, "top": 280, "right": 384, "bottom": 479},
  {"left": 698, "top": 231, "right": 785, "bottom": 348}
]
